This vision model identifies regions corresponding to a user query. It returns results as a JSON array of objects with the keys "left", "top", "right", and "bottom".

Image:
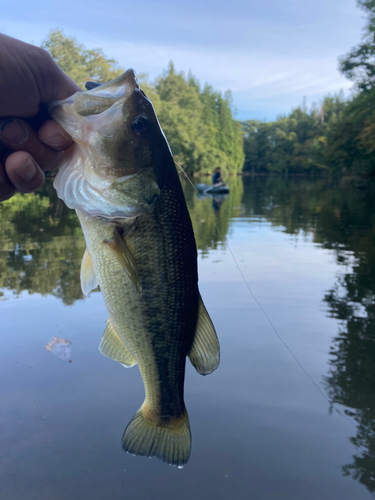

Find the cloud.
[
  {"left": 81, "top": 36, "right": 351, "bottom": 92},
  {"left": 0, "top": 0, "right": 363, "bottom": 121}
]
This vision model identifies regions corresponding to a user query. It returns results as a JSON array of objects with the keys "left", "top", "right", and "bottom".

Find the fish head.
[{"left": 49, "top": 70, "right": 164, "bottom": 219}]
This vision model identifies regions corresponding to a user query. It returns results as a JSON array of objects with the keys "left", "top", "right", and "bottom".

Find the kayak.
[{"left": 196, "top": 183, "right": 230, "bottom": 194}]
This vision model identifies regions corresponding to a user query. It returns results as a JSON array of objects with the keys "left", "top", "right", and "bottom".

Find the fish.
[{"left": 48, "top": 70, "right": 220, "bottom": 467}]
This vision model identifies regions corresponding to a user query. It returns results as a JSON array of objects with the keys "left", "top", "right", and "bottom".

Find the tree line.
[
  {"left": 42, "top": 29, "right": 244, "bottom": 177},
  {"left": 42, "top": 1, "right": 375, "bottom": 183},
  {"left": 242, "top": 0, "right": 375, "bottom": 181}
]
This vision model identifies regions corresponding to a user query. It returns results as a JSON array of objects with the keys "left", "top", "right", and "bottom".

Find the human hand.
[{"left": 0, "top": 34, "right": 80, "bottom": 201}]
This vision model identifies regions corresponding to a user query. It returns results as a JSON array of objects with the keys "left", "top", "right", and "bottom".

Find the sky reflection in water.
[{"left": 1, "top": 177, "right": 374, "bottom": 499}]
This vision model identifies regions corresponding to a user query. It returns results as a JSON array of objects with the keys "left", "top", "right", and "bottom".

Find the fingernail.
[
  {"left": 0, "top": 119, "right": 28, "bottom": 145},
  {"left": 43, "top": 134, "right": 68, "bottom": 149},
  {"left": 15, "top": 157, "right": 36, "bottom": 181}
]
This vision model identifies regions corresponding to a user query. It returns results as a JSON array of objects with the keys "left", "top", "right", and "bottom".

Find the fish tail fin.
[{"left": 122, "top": 405, "right": 191, "bottom": 467}]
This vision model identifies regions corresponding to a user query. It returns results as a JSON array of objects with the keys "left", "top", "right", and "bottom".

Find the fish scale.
[{"left": 77, "top": 174, "right": 198, "bottom": 419}]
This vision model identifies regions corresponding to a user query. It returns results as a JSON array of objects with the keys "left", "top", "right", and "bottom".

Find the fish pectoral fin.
[
  {"left": 105, "top": 231, "right": 141, "bottom": 292},
  {"left": 188, "top": 294, "right": 220, "bottom": 375},
  {"left": 80, "top": 248, "right": 99, "bottom": 296},
  {"left": 99, "top": 318, "right": 137, "bottom": 368}
]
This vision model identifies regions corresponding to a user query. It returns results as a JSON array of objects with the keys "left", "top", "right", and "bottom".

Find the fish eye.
[{"left": 131, "top": 115, "right": 149, "bottom": 136}]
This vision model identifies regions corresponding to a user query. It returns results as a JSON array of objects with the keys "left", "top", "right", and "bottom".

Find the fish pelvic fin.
[
  {"left": 99, "top": 318, "right": 137, "bottom": 368},
  {"left": 105, "top": 230, "right": 141, "bottom": 292},
  {"left": 122, "top": 406, "right": 191, "bottom": 467},
  {"left": 188, "top": 294, "right": 220, "bottom": 375},
  {"left": 80, "top": 248, "right": 98, "bottom": 296}
]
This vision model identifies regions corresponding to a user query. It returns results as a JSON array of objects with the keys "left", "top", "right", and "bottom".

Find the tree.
[
  {"left": 41, "top": 29, "right": 124, "bottom": 89},
  {"left": 339, "top": 1, "right": 375, "bottom": 91},
  {"left": 41, "top": 33, "right": 244, "bottom": 176},
  {"left": 154, "top": 64, "right": 244, "bottom": 175},
  {"left": 0, "top": 190, "right": 86, "bottom": 305}
]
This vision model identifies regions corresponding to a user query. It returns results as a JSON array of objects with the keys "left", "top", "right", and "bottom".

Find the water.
[{"left": 1, "top": 176, "right": 375, "bottom": 499}]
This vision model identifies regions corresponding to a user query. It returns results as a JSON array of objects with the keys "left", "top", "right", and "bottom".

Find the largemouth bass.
[{"left": 49, "top": 70, "right": 220, "bottom": 467}]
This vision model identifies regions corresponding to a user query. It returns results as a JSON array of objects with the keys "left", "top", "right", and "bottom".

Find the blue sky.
[{"left": 1, "top": 0, "right": 365, "bottom": 120}]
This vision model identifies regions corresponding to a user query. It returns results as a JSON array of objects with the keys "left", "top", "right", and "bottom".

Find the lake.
[{"left": 1, "top": 176, "right": 374, "bottom": 499}]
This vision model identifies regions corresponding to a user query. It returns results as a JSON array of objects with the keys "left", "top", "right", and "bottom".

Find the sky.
[{"left": 1, "top": 0, "right": 366, "bottom": 120}]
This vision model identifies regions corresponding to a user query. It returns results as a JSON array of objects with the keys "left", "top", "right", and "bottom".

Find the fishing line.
[{"left": 176, "top": 162, "right": 357, "bottom": 430}]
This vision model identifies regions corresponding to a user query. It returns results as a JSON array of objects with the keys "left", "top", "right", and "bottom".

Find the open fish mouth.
[
  {"left": 50, "top": 69, "right": 139, "bottom": 117},
  {"left": 72, "top": 69, "right": 139, "bottom": 117},
  {"left": 49, "top": 70, "right": 161, "bottom": 220}
]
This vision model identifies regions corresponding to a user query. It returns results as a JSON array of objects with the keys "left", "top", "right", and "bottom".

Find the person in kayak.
[{"left": 212, "top": 167, "right": 224, "bottom": 187}]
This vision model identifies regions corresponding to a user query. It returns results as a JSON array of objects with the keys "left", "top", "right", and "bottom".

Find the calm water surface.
[{"left": 1, "top": 177, "right": 375, "bottom": 499}]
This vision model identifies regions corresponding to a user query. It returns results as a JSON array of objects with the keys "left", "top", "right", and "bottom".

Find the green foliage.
[
  {"left": 151, "top": 63, "right": 244, "bottom": 175},
  {"left": 339, "top": 0, "right": 375, "bottom": 91},
  {"left": 242, "top": 100, "right": 331, "bottom": 176},
  {"left": 0, "top": 177, "right": 244, "bottom": 302},
  {"left": 0, "top": 190, "right": 86, "bottom": 305},
  {"left": 242, "top": 90, "right": 375, "bottom": 180},
  {"left": 41, "top": 32, "right": 244, "bottom": 176},
  {"left": 185, "top": 176, "right": 244, "bottom": 255},
  {"left": 41, "top": 29, "right": 124, "bottom": 89},
  {"left": 242, "top": 0, "right": 375, "bottom": 182},
  {"left": 325, "top": 87, "right": 375, "bottom": 179}
]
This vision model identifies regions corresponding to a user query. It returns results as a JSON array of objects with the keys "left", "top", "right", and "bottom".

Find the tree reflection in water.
[
  {"left": 241, "top": 177, "right": 375, "bottom": 494},
  {"left": 183, "top": 175, "right": 244, "bottom": 256},
  {"left": 0, "top": 181, "right": 86, "bottom": 305},
  {"left": 319, "top": 188, "right": 375, "bottom": 493},
  {"left": 0, "top": 175, "right": 244, "bottom": 300},
  {"left": 229, "top": 176, "right": 375, "bottom": 494},
  {"left": 1, "top": 175, "right": 375, "bottom": 492}
]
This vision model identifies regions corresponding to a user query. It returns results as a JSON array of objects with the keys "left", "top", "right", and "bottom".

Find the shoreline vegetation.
[
  {"left": 42, "top": 1, "right": 375, "bottom": 183},
  {"left": 241, "top": 1, "right": 375, "bottom": 184}
]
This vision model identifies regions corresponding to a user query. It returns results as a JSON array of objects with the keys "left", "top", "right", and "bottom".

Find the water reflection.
[
  {"left": 0, "top": 182, "right": 85, "bottom": 304},
  {"left": 0, "top": 176, "right": 243, "bottom": 298},
  {"left": 183, "top": 175, "right": 243, "bottom": 256},
  {"left": 211, "top": 195, "right": 226, "bottom": 216},
  {"left": 317, "top": 188, "right": 375, "bottom": 493},
  {"left": 1, "top": 175, "right": 375, "bottom": 492},
  {"left": 241, "top": 177, "right": 375, "bottom": 494},
  {"left": 196, "top": 193, "right": 229, "bottom": 216}
]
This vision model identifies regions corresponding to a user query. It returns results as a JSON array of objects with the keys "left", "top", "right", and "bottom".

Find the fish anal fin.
[
  {"left": 99, "top": 318, "right": 137, "bottom": 368},
  {"left": 106, "top": 230, "right": 141, "bottom": 292},
  {"left": 188, "top": 294, "right": 220, "bottom": 375},
  {"left": 122, "top": 405, "right": 191, "bottom": 467},
  {"left": 80, "top": 248, "right": 98, "bottom": 296}
]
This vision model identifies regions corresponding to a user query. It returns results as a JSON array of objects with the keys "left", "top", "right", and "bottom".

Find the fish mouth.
[
  {"left": 74, "top": 69, "right": 140, "bottom": 117},
  {"left": 49, "top": 69, "right": 140, "bottom": 118},
  {"left": 50, "top": 70, "right": 160, "bottom": 220},
  {"left": 85, "top": 69, "right": 139, "bottom": 97}
]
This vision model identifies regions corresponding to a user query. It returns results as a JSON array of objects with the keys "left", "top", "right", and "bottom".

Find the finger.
[
  {"left": 5, "top": 151, "right": 45, "bottom": 193},
  {"left": 41, "top": 51, "right": 81, "bottom": 103},
  {"left": 0, "top": 162, "right": 16, "bottom": 201},
  {"left": 0, "top": 117, "right": 63, "bottom": 172},
  {"left": 38, "top": 119, "right": 74, "bottom": 151}
]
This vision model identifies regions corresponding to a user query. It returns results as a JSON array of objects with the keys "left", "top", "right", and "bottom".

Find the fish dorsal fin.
[
  {"left": 80, "top": 248, "right": 99, "bottom": 296},
  {"left": 188, "top": 294, "right": 220, "bottom": 375},
  {"left": 99, "top": 318, "right": 137, "bottom": 368},
  {"left": 105, "top": 230, "right": 141, "bottom": 292}
]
